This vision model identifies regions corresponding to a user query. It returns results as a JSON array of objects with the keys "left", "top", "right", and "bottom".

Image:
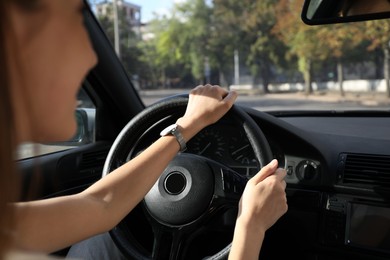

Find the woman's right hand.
[
  {"left": 238, "top": 159, "right": 288, "bottom": 232},
  {"left": 229, "top": 159, "right": 287, "bottom": 259}
]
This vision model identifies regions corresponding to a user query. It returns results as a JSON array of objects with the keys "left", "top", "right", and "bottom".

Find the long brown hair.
[
  {"left": 0, "top": 0, "right": 41, "bottom": 257},
  {"left": 0, "top": 0, "right": 18, "bottom": 257}
]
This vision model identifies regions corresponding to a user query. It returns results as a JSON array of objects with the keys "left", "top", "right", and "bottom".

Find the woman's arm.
[
  {"left": 13, "top": 85, "right": 237, "bottom": 253},
  {"left": 229, "top": 160, "right": 288, "bottom": 260}
]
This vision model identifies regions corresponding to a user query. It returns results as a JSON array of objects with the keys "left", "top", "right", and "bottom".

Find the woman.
[{"left": 0, "top": 0, "right": 288, "bottom": 259}]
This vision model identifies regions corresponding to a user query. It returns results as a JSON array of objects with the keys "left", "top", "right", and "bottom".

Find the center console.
[{"left": 322, "top": 195, "right": 390, "bottom": 256}]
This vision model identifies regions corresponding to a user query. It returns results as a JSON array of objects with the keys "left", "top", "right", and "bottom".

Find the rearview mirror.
[{"left": 301, "top": 0, "right": 390, "bottom": 25}]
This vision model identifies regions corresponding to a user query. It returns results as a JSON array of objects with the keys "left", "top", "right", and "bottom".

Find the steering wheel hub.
[{"left": 144, "top": 154, "right": 214, "bottom": 226}]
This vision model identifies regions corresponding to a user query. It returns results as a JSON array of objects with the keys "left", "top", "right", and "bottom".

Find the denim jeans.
[{"left": 66, "top": 232, "right": 127, "bottom": 260}]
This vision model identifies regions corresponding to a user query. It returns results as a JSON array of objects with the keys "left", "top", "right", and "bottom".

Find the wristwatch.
[{"left": 160, "top": 124, "right": 187, "bottom": 152}]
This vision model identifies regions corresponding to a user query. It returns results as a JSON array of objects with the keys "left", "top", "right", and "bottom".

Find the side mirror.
[
  {"left": 68, "top": 108, "right": 96, "bottom": 145},
  {"left": 16, "top": 108, "right": 96, "bottom": 160},
  {"left": 301, "top": 0, "right": 390, "bottom": 25}
]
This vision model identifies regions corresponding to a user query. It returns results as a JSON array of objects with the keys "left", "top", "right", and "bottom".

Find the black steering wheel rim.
[{"left": 102, "top": 95, "right": 273, "bottom": 260}]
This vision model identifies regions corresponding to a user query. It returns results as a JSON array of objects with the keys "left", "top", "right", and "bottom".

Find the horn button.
[
  {"left": 164, "top": 172, "right": 186, "bottom": 195},
  {"left": 144, "top": 154, "right": 214, "bottom": 226}
]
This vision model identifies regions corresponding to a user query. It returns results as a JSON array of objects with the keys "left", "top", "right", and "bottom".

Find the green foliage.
[
  {"left": 273, "top": 0, "right": 376, "bottom": 93},
  {"left": 95, "top": 0, "right": 388, "bottom": 93},
  {"left": 96, "top": 4, "right": 145, "bottom": 81}
]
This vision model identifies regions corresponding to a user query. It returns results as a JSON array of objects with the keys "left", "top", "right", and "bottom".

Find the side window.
[{"left": 16, "top": 88, "right": 96, "bottom": 160}]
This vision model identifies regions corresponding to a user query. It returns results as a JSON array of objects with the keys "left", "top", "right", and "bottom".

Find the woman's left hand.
[{"left": 177, "top": 84, "right": 237, "bottom": 137}]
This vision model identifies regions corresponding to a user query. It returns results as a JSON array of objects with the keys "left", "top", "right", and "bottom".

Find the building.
[{"left": 95, "top": 0, "right": 142, "bottom": 34}]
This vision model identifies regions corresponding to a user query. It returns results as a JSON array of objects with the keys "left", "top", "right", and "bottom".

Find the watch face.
[{"left": 161, "top": 124, "right": 178, "bottom": 136}]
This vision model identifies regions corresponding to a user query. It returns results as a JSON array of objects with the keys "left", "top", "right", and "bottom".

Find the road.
[{"left": 140, "top": 89, "right": 390, "bottom": 111}]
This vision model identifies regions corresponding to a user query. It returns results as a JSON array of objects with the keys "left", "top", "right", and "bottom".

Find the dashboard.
[
  {"left": 186, "top": 122, "right": 258, "bottom": 177},
  {"left": 246, "top": 109, "right": 390, "bottom": 259},
  {"left": 128, "top": 115, "right": 322, "bottom": 187},
  {"left": 125, "top": 107, "right": 390, "bottom": 259},
  {"left": 186, "top": 122, "right": 321, "bottom": 186},
  {"left": 129, "top": 119, "right": 260, "bottom": 177}
]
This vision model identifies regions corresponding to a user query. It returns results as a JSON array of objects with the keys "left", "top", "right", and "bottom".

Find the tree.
[
  {"left": 273, "top": 0, "right": 350, "bottom": 95},
  {"left": 96, "top": 3, "right": 145, "bottom": 80},
  {"left": 210, "top": 0, "right": 246, "bottom": 86},
  {"left": 274, "top": 0, "right": 318, "bottom": 94},
  {"left": 243, "top": 0, "right": 287, "bottom": 93},
  {"left": 179, "top": 0, "right": 214, "bottom": 84},
  {"left": 144, "top": 0, "right": 213, "bottom": 85},
  {"left": 213, "top": 0, "right": 286, "bottom": 92},
  {"left": 315, "top": 23, "right": 365, "bottom": 96},
  {"left": 139, "top": 18, "right": 191, "bottom": 88},
  {"left": 364, "top": 20, "right": 390, "bottom": 97}
]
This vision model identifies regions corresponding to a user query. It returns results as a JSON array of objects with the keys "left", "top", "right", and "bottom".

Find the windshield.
[{"left": 89, "top": 0, "right": 390, "bottom": 112}]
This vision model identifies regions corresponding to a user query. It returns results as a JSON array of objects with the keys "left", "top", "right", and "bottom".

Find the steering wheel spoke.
[
  {"left": 210, "top": 161, "right": 248, "bottom": 205},
  {"left": 148, "top": 215, "right": 198, "bottom": 259},
  {"left": 150, "top": 226, "right": 181, "bottom": 259}
]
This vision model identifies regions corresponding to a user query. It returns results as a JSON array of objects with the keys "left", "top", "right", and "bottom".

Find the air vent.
[
  {"left": 340, "top": 153, "right": 390, "bottom": 188},
  {"left": 80, "top": 149, "right": 109, "bottom": 174}
]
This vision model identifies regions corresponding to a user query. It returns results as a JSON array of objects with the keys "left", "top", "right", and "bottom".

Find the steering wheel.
[{"left": 102, "top": 95, "right": 273, "bottom": 260}]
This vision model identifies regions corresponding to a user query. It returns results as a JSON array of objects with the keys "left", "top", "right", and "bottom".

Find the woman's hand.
[
  {"left": 176, "top": 84, "right": 237, "bottom": 137},
  {"left": 229, "top": 159, "right": 288, "bottom": 259},
  {"left": 238, "top": 159, "right": 288, "bottom": 231}
]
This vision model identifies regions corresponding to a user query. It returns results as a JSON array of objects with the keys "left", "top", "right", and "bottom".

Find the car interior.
[{"left": 17, "top": 0, "right": 390, "bottom": 259}]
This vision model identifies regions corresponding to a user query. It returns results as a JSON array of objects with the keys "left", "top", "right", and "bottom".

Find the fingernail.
[{"left": 270, "top": 159, "right": 278, "bottom": 167}]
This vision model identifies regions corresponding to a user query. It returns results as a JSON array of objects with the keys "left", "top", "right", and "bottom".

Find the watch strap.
[{"left": 160, "top": 124, "right": 187, "bottom": 152}]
